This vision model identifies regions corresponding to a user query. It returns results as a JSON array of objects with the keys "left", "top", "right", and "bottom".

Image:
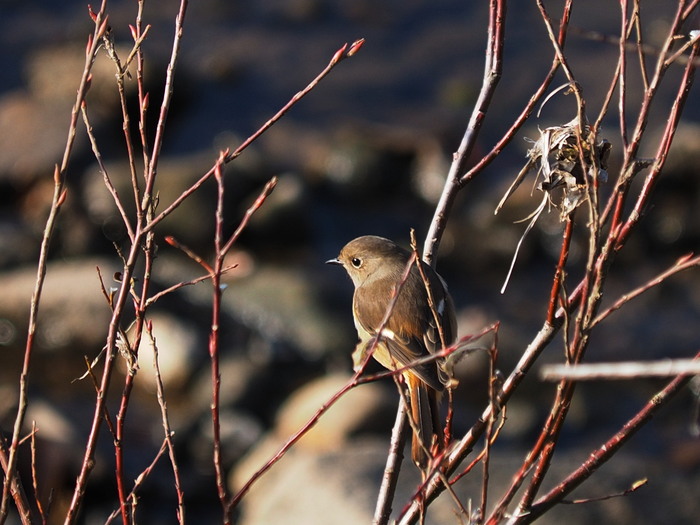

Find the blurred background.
[{"left": 0, "top": 1, "right": 698, "bottom": 523}]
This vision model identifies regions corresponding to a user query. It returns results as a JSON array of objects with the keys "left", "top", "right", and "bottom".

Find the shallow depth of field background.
[{"left": 0, "top": 1, "right": 698, "bottom": 523}]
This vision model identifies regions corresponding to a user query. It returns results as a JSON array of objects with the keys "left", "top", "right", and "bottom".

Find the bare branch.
[
  {"left": 541, "top": 358, "right": 700, "bottom": 381},
  {"left": 423, "top": 0, "right": 506, "bottom": 265}
]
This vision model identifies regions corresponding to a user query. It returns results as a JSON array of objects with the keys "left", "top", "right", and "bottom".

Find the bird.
[{"left": 327, "top": 235, "right": 457, "bottom": 469}]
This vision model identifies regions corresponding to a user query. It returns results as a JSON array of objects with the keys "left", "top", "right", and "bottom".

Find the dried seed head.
[{"left": 496, "top": 111, "right": 610, "bottom": 293}]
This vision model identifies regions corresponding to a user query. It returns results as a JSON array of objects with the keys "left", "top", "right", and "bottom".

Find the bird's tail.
[{"left": 407, "top": 374, "right": 443, "bottom": 470}]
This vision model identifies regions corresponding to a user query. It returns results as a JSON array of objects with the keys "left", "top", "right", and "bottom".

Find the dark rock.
[
  {"left": 82, "top": 150, "right": 268, "bottom": 253},
  {"left": 219, "top": 262, "right": 350, "bottom": 361}
]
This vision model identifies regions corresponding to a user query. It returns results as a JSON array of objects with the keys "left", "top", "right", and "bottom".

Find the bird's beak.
[{"left": 326, "top": 257, "right": 342, "bottom": 266}]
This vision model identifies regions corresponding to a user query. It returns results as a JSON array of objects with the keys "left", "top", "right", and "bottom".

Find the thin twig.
[
  {"left": 2, "top": 3, "right": 109, "bottom": 522},
  {"left": 397, "top": 321, "right": 560, "bottom": 525},
  {"left": 373, "top": 397, "right": 409, "bottom": 525},
  {"left": 562, "top": 478, "right": 648, "bottom": 504},
  {"left": 101, "top": 23, "right": 142, "bottom": 234},
  {"left": 479, "top": 344, "right": 500, "bottom": 522},
  {"left": 80, "top": 104, "right": 135, "bottom": 242},
  {"left": 546, "top": 218, "right": 573, "bottom": 324},
  {"left": 198, "top": 159, "right": 277, "bottom": 522},
  {"left": 521, "top": 349, "right": 700, "bottom": 523},
  {"left": 231, "top": 247, "right": 419, "bottom": 516},
  {"left": 142, "top": 0, "right": 189, "bottom": 202},
  {"left": 104, "top": 439, "right": 170, "bottom": 524},
  {"left": 541, "top": 358, "right": 700, "bottom": 381},
  {"left": 147, "top": 320, "right": 186, "bottom": 523},
  {"left": 30, "top": 423, "right": 48, "bottom": 524},
  {"left": 210, "top": 157, "right": 231, "bottom": 522},
  {"left": 592, "top": 253, "right": 700, "bottom": 326},
  {"left": 144, "top": 39, "right": 364, "bottom": 234},
  {"left": 423, "top": 0, "right": 506, "bottom": 265},
  {"left": 618, "top": 0, "right": 629, "bottom": 151}
]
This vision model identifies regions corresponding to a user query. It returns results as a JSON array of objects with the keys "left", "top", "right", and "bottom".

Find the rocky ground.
[{"left": 0, "top": 1, "right": 699, "bottom": 523}]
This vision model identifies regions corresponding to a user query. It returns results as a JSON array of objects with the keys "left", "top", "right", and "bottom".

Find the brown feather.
[{"left": 330, "top": 236, "right": 457, "bottom": 471}]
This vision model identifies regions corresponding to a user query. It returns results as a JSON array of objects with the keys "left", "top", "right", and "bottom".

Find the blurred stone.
[
  {"left": 0, "top": 218, "right": 39, "bottom": 269},
  {"left": 238, "top": 171, "right": 313, "bottom": 248},
  {"left": 0, "top": 91, "right": 83, "bottom": 184},
  {"left": 0, "top": 258, "right": 117, "bottom": 354},
  {"left": 187, "top": 355, "right": 271, "bottom": 418},
  {"left": 220, "top": 263, "right": 349, "bottom": 360},
  {"left": 274, "top": 373, "right": 395, "bottom": 452},
  {"left": 0, "top": 43, "right": 142, "bottom": 185},
  {"left": 410, "top": 137, "right": 451, "bottom": 204},
  {"left": 233, "top": 439, "right": 386, "bottom": 525},
  {"left": 188, "top": 407, "right": 265, "bottom": 472},
  {"left": 320, "top": 125, "right": 422, "bottom": 202},
  {"left": 229, "top": 374, "right": 400, "bottom": 523},
  {"left": 278, "top": 121, "right": 452, "bottom": 204},
  {"left": 26, "top": 44, "right": 135, "bottom": 116},
  {"left": 0, "top": 384, "right": 18, "bottom": 422},
  {"left": 641, "top": 123, "right": 700, "bottom": 253},
  {"left": 669, "top": 438, "right": 700, "bottom": 471},
  {"left": 127, "top": 311, "right": 201, "bottom": 392},
  {"left": 22, "top": 400, "right": 84, "bottom": 509},
  {"left": 82, "top": 151, "right": 267, "bottom": 252}
]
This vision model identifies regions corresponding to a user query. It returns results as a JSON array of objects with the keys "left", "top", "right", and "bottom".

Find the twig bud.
[
  {"left": 97, "top": 16, "right": 110, "bottom": 39},
  {"left": 214, "top": 159, "right": 224, "bottom": 182},
  {"left": 347, "top": 38, "right": 365, "bottom": 57},
  {"left": 330, "top": 43, "right": 349, "bottom": 64},
  {"left": 87, "top": 4, "right": 98, "bottom": 22},
  {"left": 57, "top": 188, "right": 68, "bottom": 207}
]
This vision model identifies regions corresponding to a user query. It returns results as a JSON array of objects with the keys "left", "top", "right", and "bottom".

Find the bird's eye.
[{"left": 351, "top": 257, "right": 362, "bottom": 268}]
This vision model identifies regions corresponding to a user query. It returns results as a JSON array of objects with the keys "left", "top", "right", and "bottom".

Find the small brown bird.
[{"left": 327, "top": 235, "right": 457, "bottom": 469}]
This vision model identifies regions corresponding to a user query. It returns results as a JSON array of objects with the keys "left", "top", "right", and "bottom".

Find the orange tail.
[{"left": 407, "top": 373, "right": 443, "bottom": 470}]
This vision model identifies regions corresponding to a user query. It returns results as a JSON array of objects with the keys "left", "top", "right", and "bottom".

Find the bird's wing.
[
  {"left": 375, "top": 328, "right": 444, "bottom": 392},
  {"left": 353, "top": 266, "right": 452, "bottom": 391}
]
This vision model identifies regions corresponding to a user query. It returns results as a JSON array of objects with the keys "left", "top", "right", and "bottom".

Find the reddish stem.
[
  {"left": 546, "top": 218, "right": 574, "bottom": 324},
  {"left": 524, "top": 350, "right": 700, "bottom": 523}
]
